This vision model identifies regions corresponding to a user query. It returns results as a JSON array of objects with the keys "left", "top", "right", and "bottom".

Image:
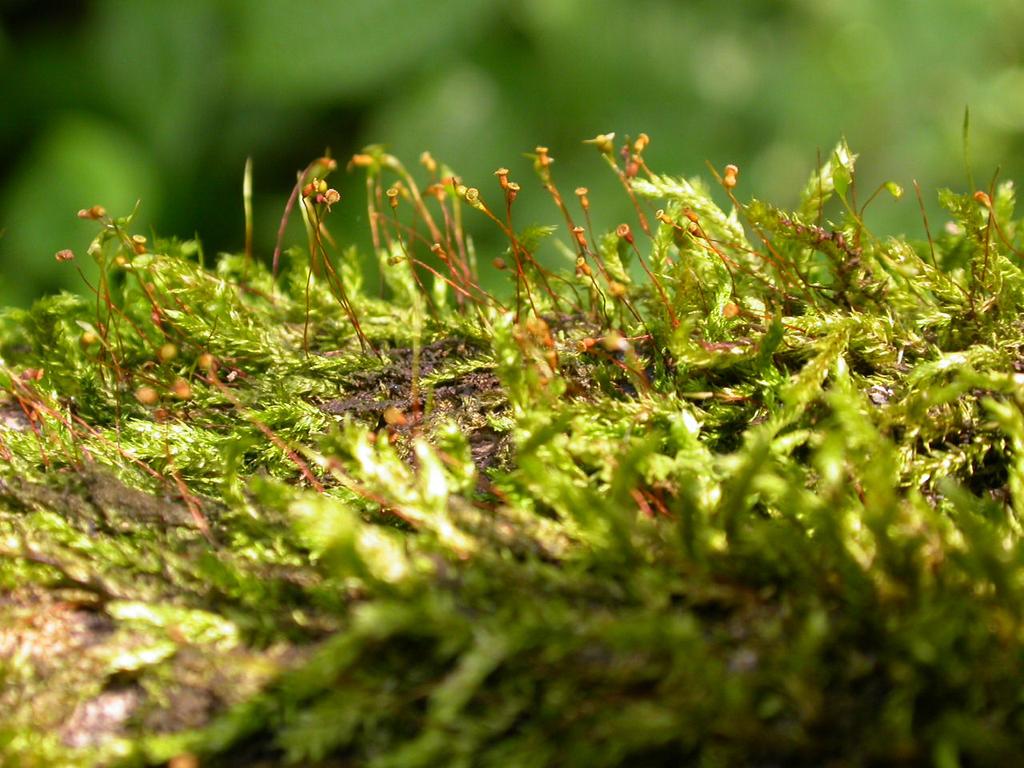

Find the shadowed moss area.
[{"left": 3, "top": 137, "right": 1024, "bottom": 765}]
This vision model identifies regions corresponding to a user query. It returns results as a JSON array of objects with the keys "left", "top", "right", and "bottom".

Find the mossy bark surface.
[{"left": 4, "top": 141, "right": 1024, "bottom": 766}]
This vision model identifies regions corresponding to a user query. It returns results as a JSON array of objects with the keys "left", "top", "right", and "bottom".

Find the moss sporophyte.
[{"left": 4, "top": 134, "right": 1024, "bottom": 765}]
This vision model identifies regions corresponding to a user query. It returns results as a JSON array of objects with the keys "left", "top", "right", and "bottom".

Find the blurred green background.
[{"left": 2, "top": 0, "right": 1023, "bottom": 306}]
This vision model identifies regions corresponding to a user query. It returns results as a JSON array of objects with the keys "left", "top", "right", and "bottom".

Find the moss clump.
[{"left": 3, "top": 137, "right": 1024, "bottom": 765}]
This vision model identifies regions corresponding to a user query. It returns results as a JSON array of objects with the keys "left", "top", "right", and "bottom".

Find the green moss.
[{"left": 3, "top": 137, "right": 1024, "bottom": 765}]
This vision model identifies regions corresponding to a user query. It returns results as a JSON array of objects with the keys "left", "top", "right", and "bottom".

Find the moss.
[{"left": 3, "top": 136, "right": 1024, "bottom": 765}]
